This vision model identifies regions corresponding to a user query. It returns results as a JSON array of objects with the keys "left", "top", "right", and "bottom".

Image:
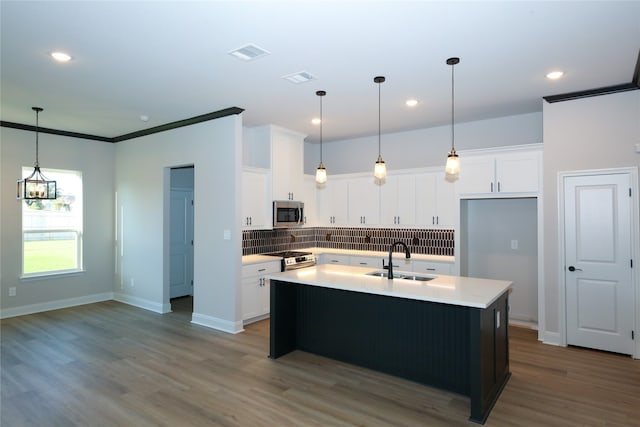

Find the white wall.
[
  {"left": 304, "top": 112, "right": 542, "bottom": 174},
  {"left": 542, "top": 90, "right": 640, "bottom": 344},
  {"left": 114, "top": 115, "right": 243, "bottom": 333},
  {"left": 0, "top": 127, "right": 115, "bottom": 317},
  {"left": 461, "top": 198, "right": 538, "bottom": 324}
]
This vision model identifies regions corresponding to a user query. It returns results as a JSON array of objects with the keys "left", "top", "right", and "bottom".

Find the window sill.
[{"left": 20, "top": 269, "right": 86, "bottom": 281}]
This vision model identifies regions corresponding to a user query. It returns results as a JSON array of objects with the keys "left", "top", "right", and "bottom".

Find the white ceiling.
[{"left": 1, "top": 1, "right": 638, "bottom": 143}]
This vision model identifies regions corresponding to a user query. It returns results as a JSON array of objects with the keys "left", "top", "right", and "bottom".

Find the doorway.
[
  {"left": 561, "top": 169, "right": 635, "bottom": 355},
  {"left": 169, "top": 166, "right": 194, "bottom": 313}
]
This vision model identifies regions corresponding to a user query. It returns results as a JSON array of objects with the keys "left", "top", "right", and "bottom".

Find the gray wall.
[
  {"left": 542, "top": 90, "right": 640, "bottom": 343},
  {"left": 461, "top": 198, "right": 538, "bottom": 323},
  {"left": 1, "top": 127, "right": 115, "bottom": 315},
  {"left": 304, "top": 112, "right": 542, "bottom": 174},
  {"left": 114, "top": 115, "right": 243, "bottom": 332}
]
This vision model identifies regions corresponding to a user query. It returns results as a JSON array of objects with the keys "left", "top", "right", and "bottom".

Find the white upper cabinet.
[
  {"left": 317, "top": 177, "right": 349, "bottom": 226},
  {"left": 242, "top": 167, "right": 271, "bottom": 229},
  {"left": 415, "top": 172, "right": 456, "bottom": 227},
  {"left": 271, "top": 126, "right": 306, "bottom": 201},
  {"left": 302, "top": 174, "right": 318, "bottom": 227},
  {"left": 348, "top": 176, "right": 380, "bottom": 226},
  {"left": 455, "top": 146, "right": 541, "bottom": 196},
  {"left": 380, "top": 174, "right": 416, "bottom": 226}
]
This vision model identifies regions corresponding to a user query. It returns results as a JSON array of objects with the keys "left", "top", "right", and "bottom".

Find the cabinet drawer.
[
  {"left": 242, "top": 261, "right": 281, "bottom": 278},
  {"left": 319, "top": 254, "right": 350, "bottom": 265},
  {"left": 350, "top": 256, "right": 383, "bottom": 269},
  {"left": 411, "top": 260, "right": 452, "bottom": 275}
]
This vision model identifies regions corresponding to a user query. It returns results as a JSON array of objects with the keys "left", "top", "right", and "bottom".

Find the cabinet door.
[
  {"left": 380, "top": 174, "right": 416, "bottom": 226},
  {"left": 348, "top": 177, "right": 380, "bottom": 226},
  {"left": 302, "top": 175, "right": 318, "bottom": 226},
  {"left": 495, "top": 152, "right": 540, "bottom": 193},
  {"left": 271, "top": 128, "right": 304, "bottom": 201},
  {"left": 434, "top": 173, "right": 456, "bottom": 227},
  {"left": 242, "top": 261, "right": 280, "bottom": 321},
  {"left": 455, "top": 156, "right": 495, "bottom": 195},
  {"left": 317, "top": 178, "right": 349, "bottom": 226},
  {"left": 242, "top": 169, "right": 270, "bottom": 229},
  {"left": 415, "top": 173, "right": 438, "bottom": 226}
]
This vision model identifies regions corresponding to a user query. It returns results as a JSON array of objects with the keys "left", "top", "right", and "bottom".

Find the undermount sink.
[{"left": 365, "top": 271, "right": 436, "bottom": 281}]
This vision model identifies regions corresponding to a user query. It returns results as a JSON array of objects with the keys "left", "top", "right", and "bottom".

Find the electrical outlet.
[
  {"left": 8, "top": 287, "right": 16, "bottom": 297},
  {"left": 510, "top": 239, "right": 518, "bottom": 250},
  {"left": 130, "top": 278, "right": 135, "bottom": 287}
]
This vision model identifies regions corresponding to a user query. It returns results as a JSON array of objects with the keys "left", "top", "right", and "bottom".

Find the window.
[{"left": 22, "top": 168, "right": 83, "bottom": 276}]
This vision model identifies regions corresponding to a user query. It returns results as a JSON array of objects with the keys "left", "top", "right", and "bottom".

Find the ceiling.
[{"left": 1, "top": 1, "right": 639, "bottom": 143}]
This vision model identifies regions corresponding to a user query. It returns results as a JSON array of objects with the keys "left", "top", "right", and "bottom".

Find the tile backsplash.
[{"left": 242, "top": 227, "right": 454, "bottom": 256}]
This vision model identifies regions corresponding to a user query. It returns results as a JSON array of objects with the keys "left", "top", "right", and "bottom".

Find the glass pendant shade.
[
  {"left": 17, "top": 107, "right": 57, "bottom": 200},
  {"left": 315, "top": 162, "right": 327, "bottom": 184},
  {"left": 374, "top": 155, "right": 387, "bottom": 180},
  {"left": 445, "top": 150, "right": 460, "bottom": 176}
]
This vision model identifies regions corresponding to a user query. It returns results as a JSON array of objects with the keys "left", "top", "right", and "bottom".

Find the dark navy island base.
[{"left": 269, "top": 280, "right": 510, "bottom": 424}]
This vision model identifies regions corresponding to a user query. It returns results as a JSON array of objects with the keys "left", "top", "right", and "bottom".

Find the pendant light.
[
  {"left": 315, "top": 90, "right": 327, "bottom": 184},
  {"left": 373, "top": 76, "right": 387, "bottom": 180},
  {"left": 445, "top": 57, "right": 461, "bottom": 176},
  {"left": 17, "top": 107, "right": 57, "bottom": 200}
]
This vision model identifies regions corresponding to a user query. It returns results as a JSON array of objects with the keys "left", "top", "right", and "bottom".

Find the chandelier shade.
[{"left": 17, "top": 107, "right": 57, "bottom": 200}]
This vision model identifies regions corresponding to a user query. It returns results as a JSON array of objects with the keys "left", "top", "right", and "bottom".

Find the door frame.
[{"left": 557, "top": 167, "right": 639, "bottom": 358}]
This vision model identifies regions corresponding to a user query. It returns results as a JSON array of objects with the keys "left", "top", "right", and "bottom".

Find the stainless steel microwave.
[{"left": 273, "top": 200, "right": 304, "bottom": 228}]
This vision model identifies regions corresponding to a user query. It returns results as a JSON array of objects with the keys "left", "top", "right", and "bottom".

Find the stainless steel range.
[{"left": 264, "top": 251, "right": 316, "bottom": 271}]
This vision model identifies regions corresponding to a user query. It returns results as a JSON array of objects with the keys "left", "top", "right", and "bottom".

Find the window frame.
[{"left": 20, "top": 167, "right": 84, "bottom": 279}]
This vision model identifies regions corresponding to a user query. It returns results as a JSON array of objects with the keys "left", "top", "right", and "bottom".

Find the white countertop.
[
  {"left": 243, "top": 247, "right": 454, "bottom": 265},
  {"left": 267, "top": 264, "right": 511, "bottom": 309}
]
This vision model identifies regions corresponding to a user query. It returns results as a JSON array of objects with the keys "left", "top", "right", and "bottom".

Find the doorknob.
[{"left": 568, "top": 266, "right": 582, "bottom": 272}]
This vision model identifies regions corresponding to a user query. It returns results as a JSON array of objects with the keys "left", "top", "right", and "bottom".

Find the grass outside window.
[{"left": 23, "top": 239, "right": 77, "bottom": 274}]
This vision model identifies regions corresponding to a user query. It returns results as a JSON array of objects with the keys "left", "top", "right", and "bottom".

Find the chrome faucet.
[{"left": 384, "top": 241, "right": 411, "bottom": 279}]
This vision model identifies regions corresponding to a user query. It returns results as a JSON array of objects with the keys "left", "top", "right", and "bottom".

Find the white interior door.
[
  {"left": 170, "top": 189, "right": 194, "bottom": 299},
  {"left": 564, "top": 172, "right": 633, "bottom": 355}
]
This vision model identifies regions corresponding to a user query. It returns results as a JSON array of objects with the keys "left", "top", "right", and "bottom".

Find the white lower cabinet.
[
  {"left": 242, "top": 261, "right": 281, "bottom": 323},
  {"left": 411, "top": 260, "right": 453, "bottom": 275}
]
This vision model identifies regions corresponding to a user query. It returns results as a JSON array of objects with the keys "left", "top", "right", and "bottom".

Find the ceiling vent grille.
[
  {"left": 228, "top": 44, "right": 270, "bottom": 61},
  {"left": 282, "top": 71, "right": 317, "bottom": 84}
]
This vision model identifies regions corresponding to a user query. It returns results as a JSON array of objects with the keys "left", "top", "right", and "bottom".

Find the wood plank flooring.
[{"left": 1, "top": 300, "right": 639, "bottom": 426}]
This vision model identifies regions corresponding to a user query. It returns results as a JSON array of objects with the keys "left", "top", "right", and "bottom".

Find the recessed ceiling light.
[
  {"left": 228, "top": 44, "right": 270, "bottom": 61},
  {"left": 405, "top": 99, "right": 419, "bottom": 107},
  {"left": 311, "top": 118, "right": 321, "bottom": 125},
  {"left": 50, "top": 51, "right": 72, "bottom": 62},
  {"left": 282, "top": 71, "right": 317, "bottom": 84},
  {"left": 546, "top": 70, "right": 564, "bottom": 80}
]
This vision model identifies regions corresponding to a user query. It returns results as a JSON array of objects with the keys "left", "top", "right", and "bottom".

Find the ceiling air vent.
[
  {"left": 228, "top": 44, "right": 270, "bottom": 61},
  {"left": 282, "top": 71, "right": 317, "bottom": 84}
]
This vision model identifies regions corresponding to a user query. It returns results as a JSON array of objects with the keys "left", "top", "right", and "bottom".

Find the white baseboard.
[
  {"left": 113, "top": 292, "right": 171, "bottom": 314},
  {"left": 542, "top": 330, "right": 562, "bottom": 346},
  {"left": 191, "top": 312, "right": 244, "bottom": 334},
  {"left": 509, "top": 319, "right": 538, "bottom": 330},
  {"left": 0, "top": 292, "right": 114, "bottom": 319}
]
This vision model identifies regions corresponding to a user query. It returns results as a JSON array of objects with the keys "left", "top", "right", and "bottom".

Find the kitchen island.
[{"left": 267, "top": 264, "right": 512, "bottom": 424}]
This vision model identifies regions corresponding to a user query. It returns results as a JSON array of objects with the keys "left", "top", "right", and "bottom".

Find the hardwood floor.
[{"left": 1, "top": 301, "right": 638, "bottom": 426}]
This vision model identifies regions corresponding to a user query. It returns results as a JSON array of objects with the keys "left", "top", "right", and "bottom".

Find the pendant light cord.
[
  {"left": 320, "top": 94, "right": 323, "bottom": 162},
  {"left": 35, "top": 109, "right": 40, "bottom": 167},
  {"left": 378, "top": 80, "right": 381, "bottom": 156},
  {"left": 450, "top": 61, "right": 455, "bottom": 152}
]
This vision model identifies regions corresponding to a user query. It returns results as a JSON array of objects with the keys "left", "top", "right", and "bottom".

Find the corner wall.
[
  {"left": 114, "top": 115, "right": 243, "bottom": 333},
  {"left": 542, "top": 90, "right": 640, "bottom": 344},
  {"left": 0, "top": 127, "right": 115, "bottom": 317}
]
